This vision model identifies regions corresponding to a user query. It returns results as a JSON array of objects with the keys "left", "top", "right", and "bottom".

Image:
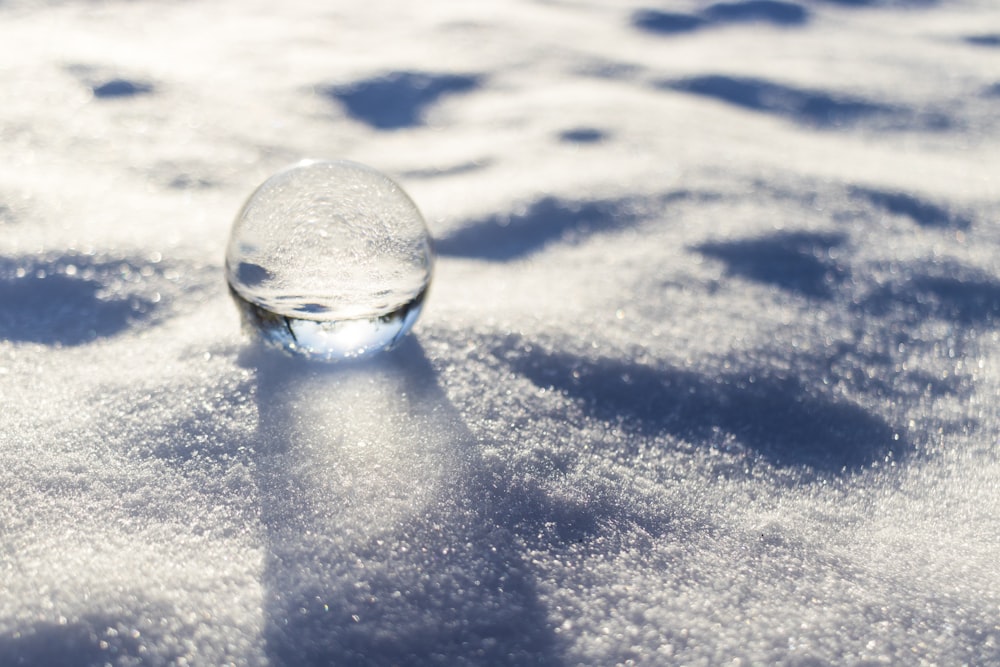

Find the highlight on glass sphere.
[{"left": 225, "top": 159, "right": 433, "bottom": 361}]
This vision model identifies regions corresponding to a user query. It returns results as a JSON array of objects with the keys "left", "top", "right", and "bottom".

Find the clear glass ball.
[{"left": 225, "top": 159, "right": 433, "bottom": 360}]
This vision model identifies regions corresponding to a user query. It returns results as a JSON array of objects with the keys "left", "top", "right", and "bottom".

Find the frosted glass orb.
[{"left": 225, "top": 159, "right": 433, "bottom": 360}]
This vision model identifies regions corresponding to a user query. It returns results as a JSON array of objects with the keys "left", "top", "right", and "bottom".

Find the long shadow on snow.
[
  {"left": 248, "top": 339, "right": 565, "bottom": 666},
  {"left": 509, "top": 347, "right": 903, "bottom": 472},
  {"left": 691, "top": 229, "right": 993, "bottom": 395},
  {"left": 693, "top": 230, "right": 847, "bottom": 298},
  {"left": 66, "top": 65, "right": 156, "bottom": 100},
  {"left": 631, "top": 9, "right": 707, "bottom": 34},
  {"left": 858, "top": 261, "right": 1000, "bottom": 328},
  {"left": 436, "top": 192, "right": 705, "bottom": 262},
  {"left": 702, "top": 0, "right": 808, "bottom": 24},
  {"left": 812, "top": 0, "right": 936, "bottom": 5},
  {"left": 850, "top": 186, "right": 971, "bottom": 229},
  {"left": 0, "top": 610, "right": 177, "bottom": 666},
  {"left": 965, "top": 34, "right": 1000, "bottom": 47},
  {"left": 661, "top": 74, "right": 949, "bottom": 130},
  {"left": 319, "top": 71, "right": 481, "bottom": 130},
  {"left": 558, "top": 127, "right": 607, "bottom": 144},
  {"left": 91, "top": 78, "right": 154, "bottom": 99},
  {"left": 435, "top": 197, "right": 638, "bottom": 262},
  {"left": 631, "top": 1, "right": 808, "bottom": 36},
  {"left": 0, "top": 254, "right": 170, "bottom": 346}
]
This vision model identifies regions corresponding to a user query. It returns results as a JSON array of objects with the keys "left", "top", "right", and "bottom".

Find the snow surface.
[{"left": 2, "top": 0, "right": 1000, "bottom": 664}]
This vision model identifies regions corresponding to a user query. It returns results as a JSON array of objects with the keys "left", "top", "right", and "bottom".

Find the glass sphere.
[{"left": 225, "top": 159, "right": 433, "bottom": 360}]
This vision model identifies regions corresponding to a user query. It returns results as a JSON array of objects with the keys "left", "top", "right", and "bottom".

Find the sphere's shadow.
[{"left": 246, "top": 338, "right": 561, "bottom": 666}]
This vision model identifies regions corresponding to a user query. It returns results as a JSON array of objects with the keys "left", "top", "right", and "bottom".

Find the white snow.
[{"left": 2, "top": 0, "right": 1000, "bottom": 664}]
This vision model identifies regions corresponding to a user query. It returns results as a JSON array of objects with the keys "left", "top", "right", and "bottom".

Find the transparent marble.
[{"left": 225, "top": 159, "right": 433, "bottom": 360}]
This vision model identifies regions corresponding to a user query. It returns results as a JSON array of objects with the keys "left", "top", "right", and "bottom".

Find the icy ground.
[{"left": 2, "top": 0, "right": 1000, "bottom": 664}]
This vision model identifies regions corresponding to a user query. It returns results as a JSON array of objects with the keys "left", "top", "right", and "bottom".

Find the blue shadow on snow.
[
  {"left": 0, "top": 615, "right": 154, "bottom": 666},
  {"left": 631, "top": 9, "right": 707, "bottom": 34},
  {"left": 319, "top": 71, "right": 481, "bottom": 130},
  {"left": 693, "top": 230, "right": 847, "bottom": 299},
  {"left": 507, "top": 347, "right": 904, "bottom": 472},
  {"left": 965, "top": 34, "right": 1000, "bottom": 47},
  {"left": 435, "top": 196, "right": 642, "bottom": 262},
  {"left": 810, "top": 0, "right": 937, "bottom": 5},
  {"left": 0, "top": 255, "right": 165, "bottom": 346},
  {"left": 661, "top": 74, "right": 895, "bottom": 128},
  {"left": 703, "top": 1, "right": 808, "bottom": 24},
  {"left": 92, "top": 78, "right": 154, "bottom": 99},
  {"left": 858, "top": 261, "right": 1000, "bottom": 328},
  {"left": 631, "top": 1, "right": 807, "bottom": 36},
  {"left": 558, "top": 127, "right": 607, "bottom": 144},
  {"left": 850, "top": 186, "right": 971, "bottom": 229}
]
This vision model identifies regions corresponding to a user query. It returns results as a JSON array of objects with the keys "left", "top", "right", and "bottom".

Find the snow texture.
[{"left": 1, "top": 0, "right": 999, "bottom": 665}]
